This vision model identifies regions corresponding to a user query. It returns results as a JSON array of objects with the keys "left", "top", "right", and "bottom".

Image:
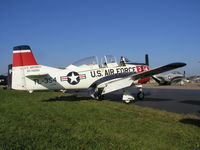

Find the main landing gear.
[
  {"left": 91, "top": 85, "right": 145, "bottom": 104},
  {"left": 136, "top": 85, "right": 145, "bottom": 100},
  {"left": 91, "top": 88, "right": 104, "bottom": 101},
  {"left": 137, "top": 91, "right": 144, "bottom": 100},
  {"left": 122, "top": 85, "right": 145, "bottom": 104}
]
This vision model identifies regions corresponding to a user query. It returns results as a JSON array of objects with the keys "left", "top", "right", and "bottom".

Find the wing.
[
  {"left": 102, "top": 62, "right": 186, "bottom": 94},
  {"left": 131, "top": 62, "right": 186, "bottom": 80}
]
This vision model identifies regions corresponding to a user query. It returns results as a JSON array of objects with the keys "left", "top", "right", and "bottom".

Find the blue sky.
[{"left": 0, "top": 0, "right": 200, "bottom": 76}]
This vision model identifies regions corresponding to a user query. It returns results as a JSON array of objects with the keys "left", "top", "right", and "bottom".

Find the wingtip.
[
  {"left": 168, "top": 62, "right": 187, "bottom": 68},
  {"left": 181, "top": 62, "right": 187, "bottom": 67},
  {"left": 176, "top": 62, "right": 186, "bottom": 67}
]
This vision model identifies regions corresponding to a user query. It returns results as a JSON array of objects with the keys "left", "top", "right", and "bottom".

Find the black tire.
[
  {"left": 93, "top": 91, "right": 104, "bottom": 101},
  {"left": 137, "top": 92, "right": 144, "bottom": 100},
  {"left": 97, "top": 94, "right": 104, "bottom": 101}
]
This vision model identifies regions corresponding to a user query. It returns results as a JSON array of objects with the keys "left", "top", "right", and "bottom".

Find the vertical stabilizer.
[
  {"left": 13, "top": 45, "right": 38, "bottom": 67},
  {"left": 12, "top": 45, "right": 38, "bottom": 90}
]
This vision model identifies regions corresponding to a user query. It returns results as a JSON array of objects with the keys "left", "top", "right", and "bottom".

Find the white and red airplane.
[{"left": 12, "top": 45, "right": 186, "bottom": 103}]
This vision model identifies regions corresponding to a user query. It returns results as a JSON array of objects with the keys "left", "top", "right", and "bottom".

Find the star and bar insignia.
[{"left": 60, "top": 72, "right": 86, "bottom": 85}]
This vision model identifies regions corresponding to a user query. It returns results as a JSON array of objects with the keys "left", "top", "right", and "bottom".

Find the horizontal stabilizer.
[{"left": 25, "top": 73, "right": 49, "bottom": 78}]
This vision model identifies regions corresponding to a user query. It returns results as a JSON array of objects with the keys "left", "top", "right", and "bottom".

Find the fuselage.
[
  {"left": 11, "top": 45, "right": 150, "bottom": 92},
  {"left": 12, "top": 63, "right": 150, "bottom": 92}
]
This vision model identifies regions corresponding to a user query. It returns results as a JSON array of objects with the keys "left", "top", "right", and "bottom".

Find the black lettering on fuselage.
[
  {"left": 91, "top": 70, "right": 103, "bottom": 77},
  {"left": 90, "top": 66, "right": 138, "bottom": 78},
  {"left": 109, "top": 69, "right": 115, "bottom": 75},
  {"left": 90, "top": 71, "right": 96, "bottom": 78},
  {"left": 34, "top": 79, "right": 41, "bottom": 84},
  {"left": 105, "top": 69, "right": 114, "bottom": 76},
  {"left": 34, "top": 77, "right": 57, "bottom": 85},
  {"left": 97, "top": 70, "right": 102, "bottom": 77},
  {"left": 105, "top": 70, "right": 109, "bottom": 76}
]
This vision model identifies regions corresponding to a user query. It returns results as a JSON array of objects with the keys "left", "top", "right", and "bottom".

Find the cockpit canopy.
[
  {"left": 72, "top": 56, "right": 98, "bottom": 67},
  {"left": 66, "top": 55, "right": 136, "bottom": 71},
  {"left": 71, "top": 55, "right": 118, "bottom": 68}
]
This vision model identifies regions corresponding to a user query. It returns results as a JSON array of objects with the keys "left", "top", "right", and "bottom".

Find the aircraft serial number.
[{"left": 34, "top": 77, "right": 57, "bottom": 85}]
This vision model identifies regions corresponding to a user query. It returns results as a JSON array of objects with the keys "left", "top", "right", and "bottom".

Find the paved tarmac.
[{"left": 105, "top": 85, "right": 200, "bottom": 116}]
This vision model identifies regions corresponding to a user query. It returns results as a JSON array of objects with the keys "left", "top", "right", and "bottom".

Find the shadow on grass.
[
  {"left": 180, "top": 118, "right": 200, "bottom": 127},
  {"left": 41, "top": 95, "right": 92, "bottom": 102}
]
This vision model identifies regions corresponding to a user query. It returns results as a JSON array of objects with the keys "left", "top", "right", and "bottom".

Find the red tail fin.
[{"left": 12, "top": 45, "right": 38, "bottom": 67}]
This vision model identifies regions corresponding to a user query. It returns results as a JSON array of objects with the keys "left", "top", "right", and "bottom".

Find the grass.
[{"left": 0, "top": 90, "right": 200, "bottom": 150}]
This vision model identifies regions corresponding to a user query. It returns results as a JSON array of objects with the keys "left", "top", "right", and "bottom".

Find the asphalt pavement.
[{"left": 105, "top": 86, "right": 200, "bottom": 116}]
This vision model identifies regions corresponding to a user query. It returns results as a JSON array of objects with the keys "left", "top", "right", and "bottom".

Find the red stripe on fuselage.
[{"left": 13, "top": 52, "right": 38, "bottom": 67}]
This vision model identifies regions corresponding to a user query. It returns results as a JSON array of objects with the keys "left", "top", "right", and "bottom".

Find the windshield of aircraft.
[
  {"left": 105, "top": 55, "right": 116, "bottom": 63},
  {"left": 72, "top": 56, "right": 98, "bottom": 66},
  {"left": 99, "top": 55, "right": 117, "bottom": 67}
]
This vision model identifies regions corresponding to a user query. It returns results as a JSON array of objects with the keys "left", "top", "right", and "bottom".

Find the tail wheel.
[{"left": 137, "top": 92, "right": 144, "bottom": 100}]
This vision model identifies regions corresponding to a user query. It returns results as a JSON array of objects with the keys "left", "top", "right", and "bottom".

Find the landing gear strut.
[
  {"left": 136, "top": 85, "right": 144, "bottom": 100},
  {"left": 91, "top": 88, "right": 104, "bottom": 101}
]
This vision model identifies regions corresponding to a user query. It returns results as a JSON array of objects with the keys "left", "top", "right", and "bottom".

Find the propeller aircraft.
[{"left": 12, "top": 45, "right": 186, "bottom": 103}]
